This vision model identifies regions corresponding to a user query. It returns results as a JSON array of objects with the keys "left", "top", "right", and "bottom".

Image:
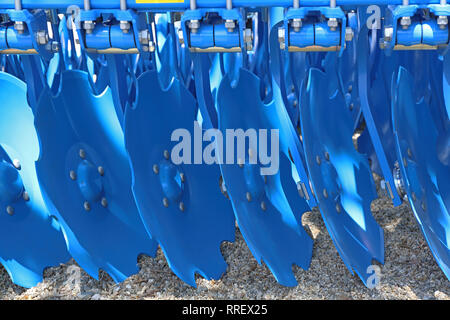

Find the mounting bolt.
[
  {"left": 163, "top": 197, "right": 169, "bottom": 208},
  {"left": 179, "top": 201, "right": 185, "bottom": 212},
  {"left": 180, "top": 172, "right": 186, "bottom": 183},
  {"left": 335, "top": 202, "right": 342, "bottom": 213},
  {"left": 13, "top": 159, "right": 21, "bottom": 170},
  {"left": 6, "top": 206, "right": 14, "bottom": 215},
  {"left": 189, "top": 20, "right": 200, "bottom": 33},
  {"left": 153, "top": 164, "right": 159, "bottom": 175},
  {"left": 138, "top": 29, "right": 150, "bottom": 45},
  {"left": 323, "top": 188, "right": 328, "bottom": 198},
  {"left": 84, "top": 201, "right": 91, "bottom": 211},
  {"left": 79, "top": 149, "right": 86, "bottom": 159},
  {"left": 291, "top": 18, "right": 302, "bottom": 32},
  {"left": 83, "top": 20, "right": 95, "bottom": 34},
  {"left": 164, "top": 150, "right": 170, "bottom": 160},
  {"left": 101, "top": 197, "right": 108, "bottom": 208},
  {"left": 400, "top": 16, "right": 411, "bottom": 30},
  {"left": 384, "top": 27, "right": 394, "bottom": 42},
  {"left": 244, "top": 28, "right": 253, "bottom": 51},
  {"left": 70, "top": 170, "right": 77, "bottom": 180},
  {"left": 98, "top": 166, "right": 105, "bottom": 176},
  {"left": 315, "top": 155, "right": 321, "bottom": 165},
  {"left": 437, "top": 16, "right": 448, "bottom": 30},
  {"left": 225, "top": 19, "right": 236, "bottom": 32},
  {"left": 120, "top": 20, "right": 131, "bottom": 33},
  {"left": 246, "top": 192, "right": 252, "bottom": 202},
  {"left": 23, "top": 191, "right": 30, "bottom": 202},
  {"left": 36, "top": 30, "right": 49, "bottom": 45},
  {"left": 260, "top": 201, "right": 267, "bottom": 211},
  {"left": 278, "top": 27, "right": 286, "bottom": 50},
  {"left": 14, "top": 21, "right": 25, "bottom": 34},
  {"left": 328, "top": 18, "right": 338, "bottom": 31},
  {"left": 177, "top": 29, "right": 185, "bottom": 45},
  {"left": 345, "top": 27, "right": 354, "bottom": 41}
]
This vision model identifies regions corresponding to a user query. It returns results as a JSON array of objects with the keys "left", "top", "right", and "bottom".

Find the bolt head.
[
  {"left": 101, "top": 197, "right": 108, "bottom": 208},
  {"left": 291, "top": 18, "right": 302, "bottom": 32},
  {"left": 278, "top": 27, "right": 286, "bottom": 43},
  {"left": 345, "top": 27, "right": 354, "bottom": 42},
  {"left": 437, "top": 16, "right": 448, "bottom": 29},
  {"left": 225, "top": 19, "right": 236, "bottom": 32},
  {"left": 177, "top": 29, "right": 185, "bottom": 44},
  {"left": 139, "top": 30, "right": 150, "bottom": 45},
  {"left": 400, "top": 16, "right": 411, "bottom": 29},
  {"left": 179, "top": 202, "right": 185, "bottom": 212},
  {"left": 84, "top": 201, "right": 91, "bottom": 211},
  {"left": 98, "top": 166, "right": 105, "bottom": 176},
  {"left": 36, "top": 31, "right": 49, "bottom": 45},
  {"left": 6, "top": 206, "right": 14, "bottom": 216},
  {"left": 260, "top": 201, "right": 267, "bottom": 211},
  {"left": 384, "top": 27, "right": 394, "bottom": 42},
  {"left": 189, "top": 20, "right": 200, "bottom": 33},
  {"left": 79, "top": 149, "right": 86, "bottom": 159},
  {"left": 13, "top": 159, "right": 21, "bottom": 170},
  {"left": 328, "top": 18, "right": 338, "bottom": 31},
  {"left": 246, "top": 192, "right": 252, "bottom": 202},
  {"left": 70, "top": 170, "right": 77, "bottom": 180},
  {"left": 23, "top": 191, "right": 30, "bottom": 202},
  {"left": 83, "top": 21, "right": 95, "bottom": 33},
  {"left": 120, "top": 21, "right": 131, "bottom": 33},
  {"left": 163, "top": 198, "right": 169, "bottom": 208},
  {"left": 14, "top": 21, "right": 25, "bottom": 32}
]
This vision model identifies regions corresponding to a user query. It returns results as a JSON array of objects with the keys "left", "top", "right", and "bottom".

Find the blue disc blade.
[
  {"left": 34, "top": 70, "right": 157, "bottom": 282},
  {"left": 217, "top": 68, "right": 313, "bottom": 286},
  {"left": 124, "top": 71, "right": 235, "bottom": 287},
  {"left": 300, "top": 67, "right": 384, "bottom": 286},
  {"left": 392, "top": 67, "right": 450, "bottom": 280},
  {"left": 0, "top": 72, "right": 70, "bottom": 288}
]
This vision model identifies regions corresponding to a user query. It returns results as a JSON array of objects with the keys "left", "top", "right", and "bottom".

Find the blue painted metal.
[
  {"left": 0, "top": 0, "right": 445, "bottom": 10},
  {"left": 217, "top": 68, "right": 313, "bottom": 286},
  {"left": 124, "top": 71, "right": 235, "bottom": 287},
  {"left": 0, "top": 72, "right": 70, "bottom": 288},
  {"left": 34, "top": 70, "right": 157, "bottom": 282},
  {"left": 300, "top": 66, "right": 384, "bottom": 286},
  {"left": 392, "top": 66, "right": 449, "bottom": 280},
  {"left": 356, "top": 7, "right": 403, "bottom": 206}
]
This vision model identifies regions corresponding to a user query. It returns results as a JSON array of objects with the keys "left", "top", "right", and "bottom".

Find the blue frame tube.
[{"left": 0, "top": 0, "right": 442, "bottom": 10}]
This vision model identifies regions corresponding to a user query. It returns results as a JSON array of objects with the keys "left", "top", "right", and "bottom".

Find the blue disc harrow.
[{"left": 0, "top": 0, "right": 448, "bottom": 288}]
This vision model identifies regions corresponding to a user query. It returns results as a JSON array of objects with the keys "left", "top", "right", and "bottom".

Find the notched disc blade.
[
  {"left": 0, "top": 72, "right": 69, "bottom": 288},
  {"left": 125, "top": 71, "right": 235, "bottom": 287},
  {"left": 301, "top": 68, "right": 384, "bottom": 286},
  {"left": 393, "top": 67, "right": 449, "bottom": 279},
  {"left": 217, "top": 68, "right": 313, "bottom": 286},
  {"left": 35, "top": 70, "right": 157, "bottom": 282}
]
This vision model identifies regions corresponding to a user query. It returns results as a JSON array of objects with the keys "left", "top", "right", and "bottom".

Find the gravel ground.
[{"left": 0, "top": 176, "right": 448, "bottom": 300}]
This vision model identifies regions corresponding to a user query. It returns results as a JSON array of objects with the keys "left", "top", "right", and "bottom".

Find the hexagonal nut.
[
  {"left": 345, "top": 27, "right": 354, "bottom": 42},
  {"left": 83, "top": 20, "right": 95, "bottom": 33},
  {"left": 139, "top": 29, "right": 150, "bottom": 45},
  {"left": 384, "top": 27, "right": 394, "bottom": 42},
  {"left": 14, "top": 21, "right": 25, "bottom": 32},
  {"left": 400, "top": 16, "right": 411, "bottom": 29},
  {"left": 328, "top": 18, "right": 338, "bottom": 30},
  {"left": 291, "top": 18, "right": 302, "bottom": 31},
  {"left": 36, "top": 31, "right": 49, "bottom": 45},
  {"left": 176, "top": 29, "right": 184, "bottom": 45},
  {"left": 278, "top": 27, "right": 285, "bottom": 43},
  {"left": 225, "top": 19, "right": 236, "bottom": 31},
  {"left": 437, "top": 16, "right": 448, "bottom": 29},
  {"left": 244, "top": 28, "right": 253, "bottom": 43},
  {"left": 120, "top": 21, "right": 131, "bottom": 33},
  {"left": 189, "top": 20, "right": 200, "bottom": 32}
]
